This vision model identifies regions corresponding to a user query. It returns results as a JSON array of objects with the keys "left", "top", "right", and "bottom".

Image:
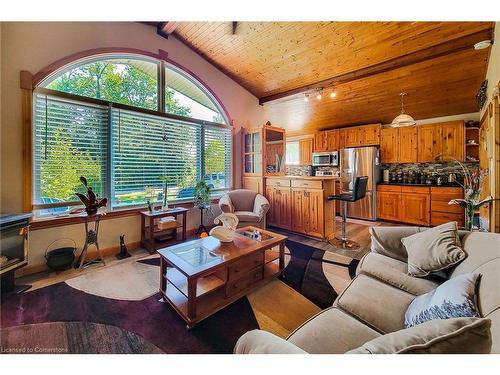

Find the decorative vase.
[
  {"left": 162, "top": 183, "right": 169, "bottom": 211},
  {"left": 209, "top": 213, "right": 239, "bottom": 242},
  {"left": 465, "top": 205, "right": 475, "bottom": 232}
]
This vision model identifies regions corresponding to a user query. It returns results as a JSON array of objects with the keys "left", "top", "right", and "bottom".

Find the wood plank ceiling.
[{"left": 151, "top": 22, "right": 494, "bottom": 134}]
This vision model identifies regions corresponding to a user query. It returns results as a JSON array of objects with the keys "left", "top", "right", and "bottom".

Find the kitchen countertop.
[
  {"left": 378, "top": 182, "right": 462, "bottom": 188},
  {"left": 266, "top": 175, "right": 341, "bottom": 180}
]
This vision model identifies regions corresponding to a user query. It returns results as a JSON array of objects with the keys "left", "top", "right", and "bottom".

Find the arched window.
[{"left": 33, "top": 54, "right": 231, "bottom": 215}]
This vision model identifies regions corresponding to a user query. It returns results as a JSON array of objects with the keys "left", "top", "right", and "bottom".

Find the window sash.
[{"left": 32, "top": 91, "right": 232, "bottom": 212}]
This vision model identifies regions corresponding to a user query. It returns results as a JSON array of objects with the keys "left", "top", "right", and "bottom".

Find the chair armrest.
[
  {"left": 219, "top": 194, "right": 234, "bottom": 213},
  {"left": 369, "top": 226, "right": 423, "bottom": 262},
  {"left": 253, "top": 194, "right": 270, "bottom": 219},
  {"left": 234, "top": 330, "right": 308, "bottom": 354}
]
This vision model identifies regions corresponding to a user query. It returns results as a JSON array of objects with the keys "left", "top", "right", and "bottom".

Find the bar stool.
[{"left": 327, "top": 176, "right": 368, "bottom": 249}]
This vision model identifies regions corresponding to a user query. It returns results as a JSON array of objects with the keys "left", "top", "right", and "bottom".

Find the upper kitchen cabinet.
[
  {"left": 380, "top": 127, "right": 399, "bottom": 163},
  {"left": 398, "top": 127, "right": 418, "bottom": 163},
  {"left": 314, "top": 131, "right": 328, "bottom": 152},
  {"left": 345, "top": 124, "right": 380, "bottom": 147},
  {"left": 440, "top": 121, "right": 465, "bottom": 161},
  {"left": 344, "top": 127, "right": 360, "bottom": 147},
  {"left": 418, "top": 121, "right": 464, "bottom": 162},
  {"left": 243, "top": 124, "right": 286, "bottom": 177},
  {"left": 361, "top": 124, "right": 381, "bottom": 146},
  {"left": 299, "top": 138, "right": 313, "bottom": 165}
]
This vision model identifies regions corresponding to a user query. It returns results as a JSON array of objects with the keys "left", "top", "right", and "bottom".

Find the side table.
[{"left": 140, "top": 207, "right": 188, "bottom": 254}]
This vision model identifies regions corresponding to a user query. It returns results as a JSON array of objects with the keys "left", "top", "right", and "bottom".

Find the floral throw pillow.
[{"left": 404, "top": 273, "right": 481, "bottom": 328}]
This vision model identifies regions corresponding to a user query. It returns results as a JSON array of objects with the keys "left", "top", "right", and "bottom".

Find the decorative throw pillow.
[
  {"left": 347, "top": 317, "right": 492, "bottom": 354},
  {"left": 405, "top": 273, "right": 481, "bottom": 328},
  {"left": 401, "top": 221, "right": 466, "bottom": 277}
]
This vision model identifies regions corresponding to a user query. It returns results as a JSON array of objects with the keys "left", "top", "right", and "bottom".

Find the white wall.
[{"left": 0, "top": 22, "right": 264, "bottom": 271}]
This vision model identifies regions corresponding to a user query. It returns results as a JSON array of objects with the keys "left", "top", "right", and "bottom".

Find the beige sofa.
[
  {"left": 235, "top": 226, "right": 500, "bottom": 354},
  {"left": 219, "top": 189, "right": 269, "bottom": 229}
]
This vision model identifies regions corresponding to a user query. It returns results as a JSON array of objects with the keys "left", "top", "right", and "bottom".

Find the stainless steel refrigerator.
[{"left": 340, "top": 146, "right": 380, "bottom": 221}]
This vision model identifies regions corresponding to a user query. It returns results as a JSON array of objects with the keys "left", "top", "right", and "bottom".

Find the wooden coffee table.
[{"left": 157, "top": 226, "right": 287, "bottom": 329}]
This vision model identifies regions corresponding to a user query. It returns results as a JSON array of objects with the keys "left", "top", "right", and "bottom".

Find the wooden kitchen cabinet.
[
  {"left": 326, "top": 130, "right": 338, "bottom": 151},
  {"left": 361, "top": 124, "right": 380, "bottom": 145},
  {"left": 306, "top": 189, "right": 325, "bottom": 238},
  {"left": 398, "top": 127, "right": 418, "bottom": 163},
  {"left": 266, "top": 177, "right": 335, "bottom": 239},
  {"left": 380, "top": 127, "right": 399, "bottom": 163},
  {"left": 430, "top": 186, "right": 464, "bottom": 227},
  {"left": 344, "top": 127, "right": 360, "bottom": 147},
  {"left": 418, "top": 124, "right": 441, "bottom": 162},
  {"left": 276, "top": 187, "right": 292, "bottom": 230},
  {"left": 377, "top": 185, "right": 402, "bottom": 221},
  {"left": 242, "top": 176, "right": 264, "bottom": 194},
  {"left": 418, "top": 121, "right": 465, "bottom": 162},
  {"left": 314, "top": 131, "right": 328, "bottom": 151},
  {"left": 291, "top": 189, "right": 307, "bottom": 234},
  {"left": 401, "top": 192, "right": 431, "bottom": 226},
  {"left": 299, "top": 138, "right": 313, "bottom": 165},
  {"left": 440, "top": 121, "right": 465, "bottom": 161}
]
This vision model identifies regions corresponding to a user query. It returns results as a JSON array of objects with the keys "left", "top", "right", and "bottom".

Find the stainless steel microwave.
[{"left": 312, "top": 151, "right": 339, "bottom": 167}]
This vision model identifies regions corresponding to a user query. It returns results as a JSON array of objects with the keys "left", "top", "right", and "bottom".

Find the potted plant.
[
  {"left": 194, "top": 180, "right": 212, "bottom": 211},
  {"left": 75, "top": 176, "right": 107, "bottom": 215},
  {"left": 448, "top": 161, "right": 494, "bottom": 231}
]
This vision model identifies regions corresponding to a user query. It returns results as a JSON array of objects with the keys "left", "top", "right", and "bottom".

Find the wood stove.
[{"left": 0, "top": 213, "right": 32, "bottom": 295}]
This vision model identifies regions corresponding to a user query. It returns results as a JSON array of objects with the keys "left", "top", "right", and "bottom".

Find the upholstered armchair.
[{"left": 219, "top": 189, "right": 270, "bottom": 229}]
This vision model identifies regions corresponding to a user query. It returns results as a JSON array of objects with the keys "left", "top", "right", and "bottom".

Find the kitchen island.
[{"left": 264, "top": 175, "right": 341, "bottom": 240}]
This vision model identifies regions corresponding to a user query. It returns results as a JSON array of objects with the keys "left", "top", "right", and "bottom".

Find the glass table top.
[{"left": 170, "top": 244, "right": 222, "bottom": 267}]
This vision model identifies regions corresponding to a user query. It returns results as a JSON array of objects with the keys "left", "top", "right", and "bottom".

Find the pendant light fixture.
[{"left": 389, "top": 92, "right": 416, "bottom": 128}]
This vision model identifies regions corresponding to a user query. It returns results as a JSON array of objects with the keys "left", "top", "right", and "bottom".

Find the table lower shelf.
[{"left": 161, "top": 262, "right": 281, "bottom": 328}]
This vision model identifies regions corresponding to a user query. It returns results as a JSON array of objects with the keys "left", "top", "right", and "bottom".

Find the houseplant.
[
  {"left": 75, "top": 176, "right": 107, "bottom": 215},
  {"left": 448, "top": 161, "right": 494, "bottom": 231}
]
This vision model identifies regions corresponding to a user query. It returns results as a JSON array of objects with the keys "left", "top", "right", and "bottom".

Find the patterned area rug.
[{"left": 0, "top": 239, "right": 358, "bottom": 354}]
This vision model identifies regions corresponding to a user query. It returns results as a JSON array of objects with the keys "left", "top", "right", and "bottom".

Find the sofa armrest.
[
  {"left": 219, "top": 194, "right": 234, "bottom": 213},
  {"left": 369, "top": 226, "right": 422, "bottom": 262},
  {"left": 234, "top": 330, "right": 307, "bottom": 354},
  {"left": 253, "top": 194, "right": 270, "bottom": 219}
]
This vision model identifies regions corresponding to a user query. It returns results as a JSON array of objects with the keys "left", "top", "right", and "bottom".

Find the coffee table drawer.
[
  {"left": 226, "top": 266, "right": 263, "bottom": 297},
  {"left": 228, "top": 251, "right": 263, "bottom": 281}
]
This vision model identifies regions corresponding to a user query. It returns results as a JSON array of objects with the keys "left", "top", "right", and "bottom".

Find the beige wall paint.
[{"left": 0, "top": 22, "right": 264, "bottom": 271}]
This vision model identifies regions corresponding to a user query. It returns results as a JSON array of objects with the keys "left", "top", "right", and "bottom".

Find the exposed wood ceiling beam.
[
  {"left": 259, "top": 28, "right": 494, "bottom": 105},
  {"left": 157, "top": 22, "right": 179, "bottom": 38}
]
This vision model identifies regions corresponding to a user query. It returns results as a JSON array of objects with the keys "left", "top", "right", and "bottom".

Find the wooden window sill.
[{"left": 30, "top": 198, "right": 220, "bottom": 231}]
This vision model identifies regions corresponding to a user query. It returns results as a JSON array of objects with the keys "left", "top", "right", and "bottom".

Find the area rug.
[{"left": 0, "top": 239, "right": 358, "bottom": 354}]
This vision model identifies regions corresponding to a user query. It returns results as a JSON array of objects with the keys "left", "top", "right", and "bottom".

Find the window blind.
[
  {"left": 111, "top": 109, "right": 202, "bottom": 206},
  {"left": 33, "top": 94, "right": 108, "bottom": 205},
  {"left": 203, "top": 124, "right": 232, "bottom": 190}
]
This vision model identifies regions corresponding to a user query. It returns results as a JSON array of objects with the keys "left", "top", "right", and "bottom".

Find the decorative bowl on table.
[{"left": 209, "top": 213, "right": 239, "bottom": 242}]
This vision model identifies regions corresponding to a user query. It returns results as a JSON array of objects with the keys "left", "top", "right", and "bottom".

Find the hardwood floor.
[{"left": 270, "top": 217, "right": 401, "bottom": 260}]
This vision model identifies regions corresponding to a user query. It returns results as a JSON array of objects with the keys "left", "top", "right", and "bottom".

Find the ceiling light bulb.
[
  {"left": 316, "top": 93, "right": 322, "bottom": 100},
  {"left": 304, "top": 94, "right": 309, "bottom": 102},
  {"left": 330, "top": 90, "right": 337, "bottom": 98}
]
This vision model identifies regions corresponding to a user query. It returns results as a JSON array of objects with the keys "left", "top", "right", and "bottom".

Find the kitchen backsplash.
[
  {"left": 286, "top": 165, "right": 313, "bottom": 176},
  {"left": 381, "top": 162, "right": 479, "bottom": 184},
  {"left": 285, "top": 165, "right": 339, "bottom": 176}
]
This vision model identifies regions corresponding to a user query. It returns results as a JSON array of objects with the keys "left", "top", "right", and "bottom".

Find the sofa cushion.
[
  {"left": 405, "top": 273, "right": 481, "bottom": 328},
  {"left": 369, "top": 226, "right": 419, "bottom": 262},
  {"left": 334, "top": 274, "right": 414, "bottom": 333},
  {"left": 286, "top": 307, "right": 381, "bottom": 354},
  {"left": 357, "top": 253, "right": 441, "bottom": 296},
  {"left": 234, "top": 330, "right": 307, "bottom": 354},
  {"left": 401, "top": 221, "right": 466, "bottom": 277},
  {"left": 234, "top": 211, "right": 261, "bottom": 223},
  {"left": 347, "top": 317, "right": 492, "bottom": 354},
  {"left": 228, "top": 189, "right": 258, "bottom": 212}
]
